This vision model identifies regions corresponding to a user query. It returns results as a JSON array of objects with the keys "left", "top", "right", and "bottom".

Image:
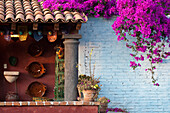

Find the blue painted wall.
[{"left": 79, "top": 17, "right": 170, "bottom": 113}]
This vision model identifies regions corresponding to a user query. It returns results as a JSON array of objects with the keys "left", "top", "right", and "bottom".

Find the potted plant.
[
  {"left": 77, "top": 74, "right": 101, "bottom": 102},
  {"left": 98, "top": 97, "right": 110, "bottom": 113},
  {"left": 77, "top": 49, "right": 101, "bottom": 102}
]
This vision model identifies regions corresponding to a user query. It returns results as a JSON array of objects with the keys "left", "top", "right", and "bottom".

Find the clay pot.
[
  {"left": 100, "top": 103, "right": 108, "bottom": 113},
  {"left": 28, "top": 43, "right": 43, "bottom": 57},
  {"left": 6, "top": 92, "right": 19, "bottom": 101},
  {"left": 47, "top": 31, "right": 57, "bottom": 42},
  {"left": 25, "top": 62, "right": 46, "bottom": 78},
  {"left": 26, "top": 81, "right": 47, "bottom": 97},
  {"left": 83, "top": 90, "right": 96, "bottom": 102}
]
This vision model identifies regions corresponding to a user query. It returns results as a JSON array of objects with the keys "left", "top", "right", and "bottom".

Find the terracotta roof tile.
[
  {"left": 64, "top": 11, "right": 74, "bottom": 22},
  {"left": 72, "top": 12, "right": 85, "bottom": 23},
  {"left": 54, "top": 11, "right": 65, "bottom": 23},
  {"left": 0, "top": 0, "right": 87, "bottom": 23},
  {"left": 15, "top": 13, "right": 25, "bottom": 22},
  {"left": 5, "top": 13, "right": 15, "bottom": 22},
  {"left": 0, "top": 11, "right": 4, "bottom": 15},
  {"left": 0, "top": 1, "right": 4, "bottom": 5},
  {"left": 0, "top": 15, "right": 4, "bottom": 22},
  {"left": 25, "top": 14, "right": 34, "bottom": 22},
  {"left": 35, "top": 14, "right": 44, "bottom": 22},
  {"left": 45, "top": 14, "right": 54, "bottom": 22},
  {"left": 0, "top": 7, "right": 4, "bottom": 10}
]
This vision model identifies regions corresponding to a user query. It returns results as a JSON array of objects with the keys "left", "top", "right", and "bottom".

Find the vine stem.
[
  {"left": 150, "top": 60, "right": 156, "bottom": 82},
  {"left": 89, "top": 52, "right": 91, "bottom": 77}
]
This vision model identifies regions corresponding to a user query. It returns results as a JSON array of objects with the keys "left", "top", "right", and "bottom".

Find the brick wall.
[{"left": 79, "top": 17, "right": 170, "bottom": 113}]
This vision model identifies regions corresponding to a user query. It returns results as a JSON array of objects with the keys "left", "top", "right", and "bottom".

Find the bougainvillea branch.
[{"left": 112, "top": 0, "right": 170, "bottom": 85}]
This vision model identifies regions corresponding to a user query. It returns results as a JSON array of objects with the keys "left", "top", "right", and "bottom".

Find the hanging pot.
[
  {"left": 25, "top": 62, "right": 46, "bottom": 78},
  {"left": 47, "top": 31, "right": 57, "bottom": 42},
  {"left": 33, "top": 31, "right": 43, "bottom": 41},
  {"left": 18, "top": 26, "right": 28, "bottom": 41},
  {"left": 26, "top": 81, "right": 47, "bottom": 97}
]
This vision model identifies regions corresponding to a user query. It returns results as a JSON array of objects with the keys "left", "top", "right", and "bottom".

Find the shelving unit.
[{"left": 54, "top": 53, "right": 64, "bottom": 100}]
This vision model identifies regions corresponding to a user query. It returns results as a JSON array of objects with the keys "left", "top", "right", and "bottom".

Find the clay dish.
[
  {"left": 26, "top": 81, "right": 47, "bottom": 97},
  {"left": 27, "top": 43, "right": 43, "bottom": 57},
  {"left": 25, "top": 62, "right": 46, "bottom": 78}
]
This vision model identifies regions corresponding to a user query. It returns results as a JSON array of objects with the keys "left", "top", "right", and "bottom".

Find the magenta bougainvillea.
[
  {"left": 112, "top": 0, "right": 170, "bottom": 85},
  {"left": 39, "top": 0, "right": 170, "bottom": 85},
  {"left": 38, "top": 0, "right": 117, "bottom": 19},
  {"left": 106, "top": 108, "right": 128, "bottom": 113}
]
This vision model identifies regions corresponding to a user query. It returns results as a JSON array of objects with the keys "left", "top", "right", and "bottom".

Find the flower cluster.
[
  {"left": 77, "top": 74, "right": 101, "bottom": 91},
  {"left": 112, "top": 0, "right": 170, "bottom": 85},
  {"left": 38, "top": 0, "right": 117, "bottom": 19},
  {"left": 106, "top": 108, "right": 128, "bottom": 113}
]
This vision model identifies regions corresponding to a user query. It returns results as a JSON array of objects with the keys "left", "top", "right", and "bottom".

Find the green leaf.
[{"left": 147, "top": 8, "right": 150, "bottom": 14}]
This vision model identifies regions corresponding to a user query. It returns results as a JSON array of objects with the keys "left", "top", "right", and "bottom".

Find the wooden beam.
[
  {"left": 54, "top": 23, "right": 59, "bottom": 31},
  {"left": 33, "top": 23, "right": 38, "bottom": 30},
  {"left": 11, "top": 23, "right": 16, "bottom": 30},
  {"left": 76, "top": 23, "right": 82, "bottom": 30}
]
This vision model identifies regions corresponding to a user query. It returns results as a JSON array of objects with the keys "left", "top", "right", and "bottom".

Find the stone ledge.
[{"left": 0, "top": 101, "right": 100, "bottom": 107}]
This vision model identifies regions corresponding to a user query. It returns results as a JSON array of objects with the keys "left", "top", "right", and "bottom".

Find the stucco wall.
[{"left": 79, "top": 17, "right": 170, "bottom": 113}]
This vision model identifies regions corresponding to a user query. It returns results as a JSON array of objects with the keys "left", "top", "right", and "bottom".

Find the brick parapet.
[{"left": 0, "top": 101, "right": 100, "bottom": 107}]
